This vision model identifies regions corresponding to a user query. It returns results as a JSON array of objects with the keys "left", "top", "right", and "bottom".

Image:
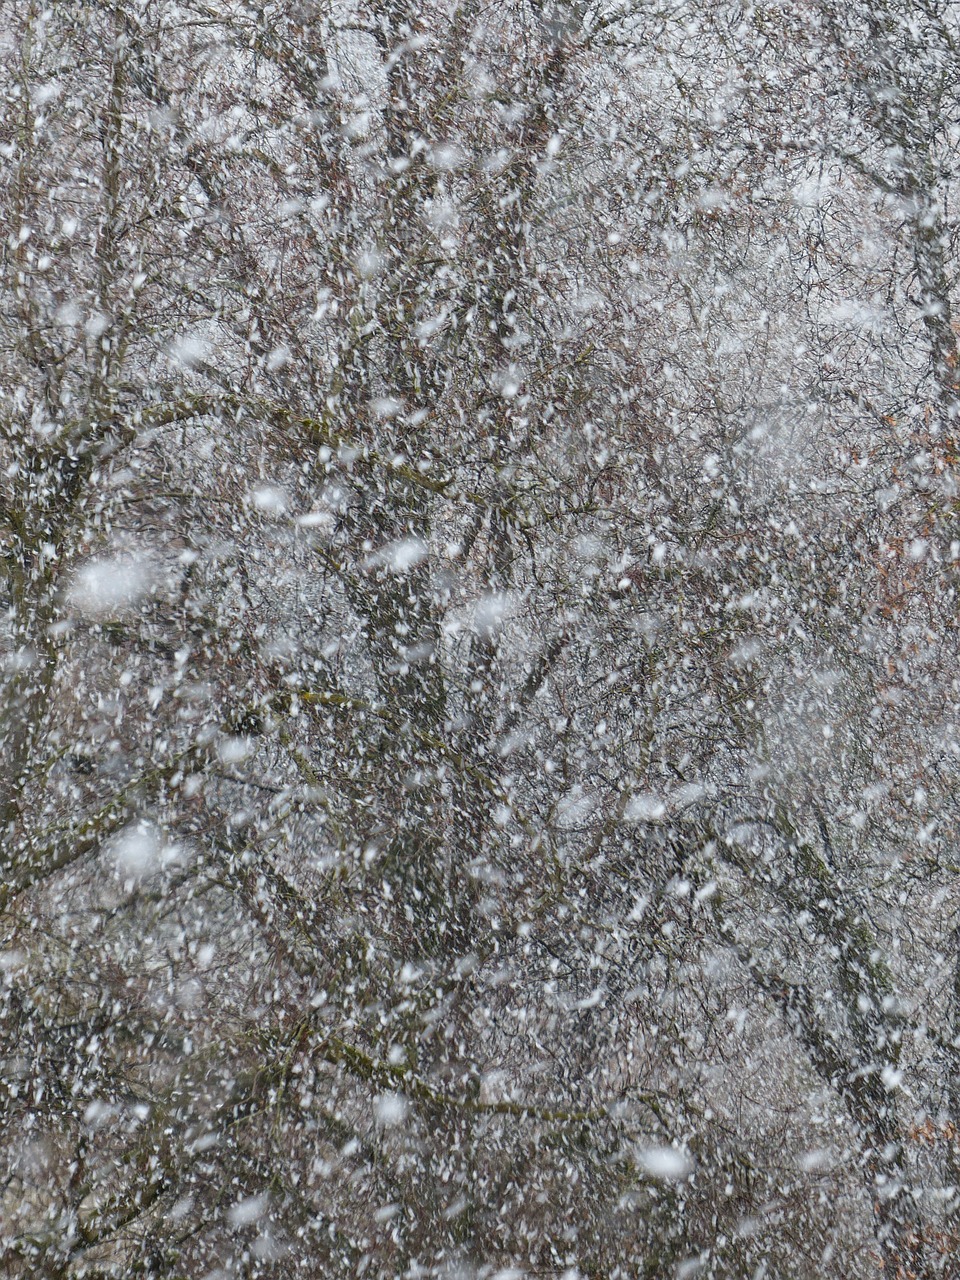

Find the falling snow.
[{"left": 3, "top": 3, "right": 960, "bottom": 1279}]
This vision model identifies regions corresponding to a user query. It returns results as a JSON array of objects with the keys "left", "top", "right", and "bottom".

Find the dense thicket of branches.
[{"left": 4, "top": 2, "right": 960, "bottom": 1277}]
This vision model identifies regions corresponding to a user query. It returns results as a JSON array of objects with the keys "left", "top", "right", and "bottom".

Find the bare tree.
[{"left": 7, "top": 2, "right": 960, "bottom": 1278}]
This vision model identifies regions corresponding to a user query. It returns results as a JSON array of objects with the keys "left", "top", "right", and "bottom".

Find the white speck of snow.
[
  {"left": 82, "top": 1100, "right": 116, "bottom": 1129},
  {"left": 673, "top": 782, "right": 706, "bottom": 807},
  {"left": 355, "top": 249, "right": 383, "bottom": 279},
  {"left": 676, "top": 1257, "right": 707, "bottom": 1280},
  {"left": 470, "top": 591, "right": 513, "bottom": 638},
  {"left": 168, "top": 1196, "right": 194, "bottom": 1222},
  {"left": 218, "top": 736, "right": 253, "bottom": 765},
  {"left": 492, "top": 803, "right": 512, "bottom": 828},
  {"left": 365, "top": 537, "right": 428, "bottom": 573},
  {"left": 800, "top": 1148, "right": 833, "bottom": 1172},
  {"left": 32, "top": 80, "right": 61, "bottom": 105},
  {"left": 727, "top": 637, "right": 762, "bottom": 667},
  {"left": 68, "top": 557, "right": 152, "bottom": 617},
  {"left": 625, "top": 793, "right": 666, "bottom": 822},
  {"left": 572, "top": 287, "right": 605, "bottom": 314},
  {"left": 556, "top": 785, "right": 597, "bottom": 827},
  {"left": 370, "top": 396, "right": 402, "bottom": 419},
  {"left": 109, "top": 821, "right": 163, "bottom": 882},
  {"left": 250, "top": 484, "right": 287, "bottom": 514},
  {"left": 296, "top": 510, "right": 334, "bottom": 531},
  {"left": 3, "top": 647, "right": 36, "bottom": 673},
  {"left": 375, "top": 1093, "right": 408, "bottom": 1127},
  {"left": 825, "top": 298, "right": 884, "bottom": 332},
  {"left": 160, "top": 840, "right": 194, "bottom": 872},
  {"left": 166, "top": 333, "right": 209, "bottom": 368},
  {"left": 228, "top": 1193, "right": 270, "bottom": 1228},
  {"left": 415, "top": 310, "right": 448, "bottom": 340},
  {"left": 428, "top": 142, "right": 465, "bottom": 170},
  {"left": 56, "top": 299, "right": 81, "bottom": 326},
  {"left": 496, "top": 370, "right": 521, "bottom": 399},
  {"left": 84, "top": 311, "right": 109, "bottom": 338},
  {"left": 634, "top": 1144, "right": 695, "bottom": 1181},
  {"left": 881, "top": 1065, "right": 903, "bottom": 1091}
]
